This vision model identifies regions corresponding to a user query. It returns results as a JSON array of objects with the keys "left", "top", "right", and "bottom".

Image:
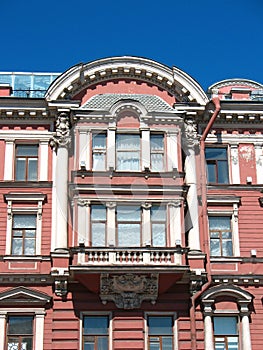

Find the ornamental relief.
[{"left": 100, "top": 273, "right": 158, "bottom": 309}]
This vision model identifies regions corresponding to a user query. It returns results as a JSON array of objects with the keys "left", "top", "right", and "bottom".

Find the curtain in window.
[
  {"left": 116, "top": 135, "right": 140, "bottom": 171},
  {"left": 117, "top": 205, "right": 141, "bottom": 246}
]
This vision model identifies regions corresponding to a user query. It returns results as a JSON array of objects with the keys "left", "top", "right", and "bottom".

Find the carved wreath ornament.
[{"left": 100, "top": 274, "right": 158, "bottom": 309}]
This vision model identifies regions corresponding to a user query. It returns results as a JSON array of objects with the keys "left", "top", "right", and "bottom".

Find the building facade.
[{"left": 0, "top": 56, "right": 263, "bottom": 349}]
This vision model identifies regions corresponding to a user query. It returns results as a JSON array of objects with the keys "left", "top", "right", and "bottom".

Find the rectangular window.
[
  {"left": 12, "top": 214, "right": 36, "bottom": 255},
  {"left": 15, "top": 145, "right": 38, "bottom": 181},
  {"left": 150, "top": 134, "right": 164, "bottom": 171},
  {"left": 117, "top": 205, "right": 141, "bottom": 246},
  {"left": 151, "top": 206, "right": 166, "bottom": 246},
  {"left": 214, "top": 316, "right": 238, "bottom": 350},
  {"left": 92, "top": 134, "right": 106, "bottom": 171},
  {"left": 83, "top": 315, "right": 109, "bottom": 350},
  {"left": 116, "top": 134, "right": 140, "bottom": 170},
  {"left": 148, "top": 316, "right": 173, "bottom": 350},
  {"left": 91, "top": 205, "right": 107, "bottom": 246},
  {"left": 6, "top": 315, "right": 33, "bottom": 350},
  {"left": 209, "top": 216, "right": 233, "bottom": 257},
  {"left": 205, "top": 147, "right": 229, "bottom": 184}
]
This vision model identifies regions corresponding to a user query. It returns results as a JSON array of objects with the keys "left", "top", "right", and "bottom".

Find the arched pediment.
[
  {"left": 202, "top": 284, "right": 252, "bottom": 304},
  {"left": 45, "top": 56, "right": 208, "bottom": 105}
]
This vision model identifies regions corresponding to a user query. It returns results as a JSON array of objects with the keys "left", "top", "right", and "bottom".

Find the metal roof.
[{"left": 81, "top": 94, "right": 175, "bottom": 112}]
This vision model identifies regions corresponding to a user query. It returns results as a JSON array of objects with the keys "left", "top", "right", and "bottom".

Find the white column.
[
  {"left": 142, "top": 202, "right": 151, "bottom": 245},
  {"left": 106, "top": 202, "right": 116, "bottom": 246},
  {"left": 77, "top": 200, "right": 90, "bottom": 245},
  {"left": 51, "top": 148, "right": 57, "bottom": 251},
  {"left": 55, "top": 145, "right": 69, "bottom": 250},
  {"left": 79, "top": 130, "right": 91, "bottom": 170},
  {"left": 141, "top": 129, "right": 150, "bottom": 170},
  {"left": 169, "top": 201, "right": 182, "bottom": 264},
  {"left": 204, "top": 314, "right": 214, "bottom": 350},
  {"left": 255, "top": 143, "right": 263, "bottom": 184},
  {"left": 167, "top": 131, "right": 178, "bottom": 171},
  {"left": 107, "top": 127, "right": 116, "bottom": 170},
  {"left": 230, "top": 144, "right": 240, "bottom": 184},
  {"left": 0, "top": 313, "right": 6, "bottom": 350},
  {"left": 4, "top": 139, "right": 14, "bottom": 180},
  {"left": 241, "top": 314, "right": 251, "bottom": 350},
  {"left": 184, "top": 146, "right": 200, "bottom": 251},
  {"left": 34, "top": 312, "right": 45, "bottom": 350},
  {"left": 39, "top": 140, "right": 49, "bottom": 181}
]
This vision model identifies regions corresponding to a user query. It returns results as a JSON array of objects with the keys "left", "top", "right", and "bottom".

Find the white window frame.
[
  {"left": 0, "top": 308, "right": 45, "bottom": 350},
  {"left": 4, "top": 193, "right": 46, "bottom": 256},
  {"left": 79, "top": 312, "right": 112, "bottom": 350},
  {"left": 144, "top": 312, "right": 178, "bottom": 350},
  {"left": 4, "top": 137, "right": 50, "bottom": 182},
  {"left": 207, "top": 197, "right": 240, "bottom": 260}
]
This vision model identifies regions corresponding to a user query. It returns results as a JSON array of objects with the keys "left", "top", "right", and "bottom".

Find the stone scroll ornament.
[
  {"left": 183, "top": 118, "right": 200, "bottom": 149},
  {"left": 100, "top": 274, "right": 159, "bottom": 309},
  {"left": 50, "top": 112, "right": 71, "bottom": 151}
]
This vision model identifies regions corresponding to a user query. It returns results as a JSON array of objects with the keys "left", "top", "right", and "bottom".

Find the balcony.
[{"left": 70, "top": 246, "right": 189, "bottom": 274}]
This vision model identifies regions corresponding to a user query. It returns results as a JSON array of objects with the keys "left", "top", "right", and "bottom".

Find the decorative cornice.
[{"left": 45, "top": 56, "right": 208, "bottom": 105}]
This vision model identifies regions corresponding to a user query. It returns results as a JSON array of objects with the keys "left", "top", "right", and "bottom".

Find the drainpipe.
[{"left": 190, "top": 97, "right": 221, "bottom": 350}]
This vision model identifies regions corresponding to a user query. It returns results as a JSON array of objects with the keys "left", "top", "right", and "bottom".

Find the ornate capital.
[
  {"left": 54, "top": 278, "right": 68, "bottom": 297},
  {"left": 50, "top": 112, "right": 71, "bottom": 150},
  {"left": 100, "top": 274, "right": 158, "bottom": 309},
  {"left": 77, "top": 198, "right": 90, "bottom": 207}
]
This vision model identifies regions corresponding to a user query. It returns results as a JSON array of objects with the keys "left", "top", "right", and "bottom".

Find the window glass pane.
[
  {"left": 218, "top": 161, "right": 229, "bottom": 184},
  {"left": 209, "top": 217, "right": 230, "bottom": 230},
  {"left": 207, "top": 163, "right": 216, "bottom": 183},
  {"left": 28, "top": 159, "right": 38, "bottom": 180},
  {"left": 13, "top": 215, "right": 36, "bottom": 228},
  {"left": 150, "top": 135, "right": 164, "bottom": 151},
  {"left": 210, "top": 239, "right": 220, "bottom": 256},
  {"left": 93, "top": 134, "right": 106, "bottom": 149},
  {"left": 222, "top": 240, "right": 233, "bottom": 256},
  {"left": 24, "top": 238, "right": 36, "bottom": 255},
  {"left": 83, "top": 316, "right": 108, "bottom": 335},
  {"left": 117, "top": 151, "right": 140, "bottom": 170},
  {"left": 205, "top": 148, "right": 227, "bottom": 160},
  {"left": 116, "top": 135, "right": 140, "bottom": 150},
  {"left": 214, "top": 317, "right": 237, "bottom": 335},
  {"left": 151, "top": 207, "right": 166, "bottom": 221},
  {"left": 8, "top": 316, "right": 33, "bottom": 334},
  {"left": 16, "top": 145, "right": 38, "bottom": 156},
  {"left": 14, "top": 75, "right": 31, "bottom": 92},
  {"left": 91, "top": 205, "right": 106, "bottom": 220},
  {"left": 117, "top": 206, "right": 140, "bottom": 221},
  {"left": 118, "top": 224, "right": 140, "bottom": 246},
  {"left": 98, "top": 337, "right": 108, "bottom": 350},
  {"left": 93, "top": 154, "right": 105, "bottom": 170},
  {"left": 228, "top": 336, "right": 238, "bottom": 349},
  {"left": 152, "top": 224, "right": 166, "bottom": 246},
  {"left": 151, "top": 153, "right": 163, "bottom": 171},
  {"left": 15, "top": 159, "right": 26, "bottom": 180},
  {"left": 11, "top": 239, "right": 23, "bottom": 255},
  {"left": 84, "top": 342, "right": 94, "bottom": 350},
  {"left": 148, "top": 316, "right": 173, "bottom": 335},
  {"left": 162, "top": 337, "right": 173, "bottom": 350},
  {"left": 92, "top": 223, "right": 106, "bottom": 246}
]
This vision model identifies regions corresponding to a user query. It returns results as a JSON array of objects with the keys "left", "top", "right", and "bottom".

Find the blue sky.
[{"left": 0, "top": 0, "right": 262, "bottom": 90}]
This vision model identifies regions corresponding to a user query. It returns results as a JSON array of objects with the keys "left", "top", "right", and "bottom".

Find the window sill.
[
  {"left": 210, "top": 257, "right": 242, "bottom": 263},
  {"left": 2, "top": 255, "right": 51, "bottom": 261}
]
